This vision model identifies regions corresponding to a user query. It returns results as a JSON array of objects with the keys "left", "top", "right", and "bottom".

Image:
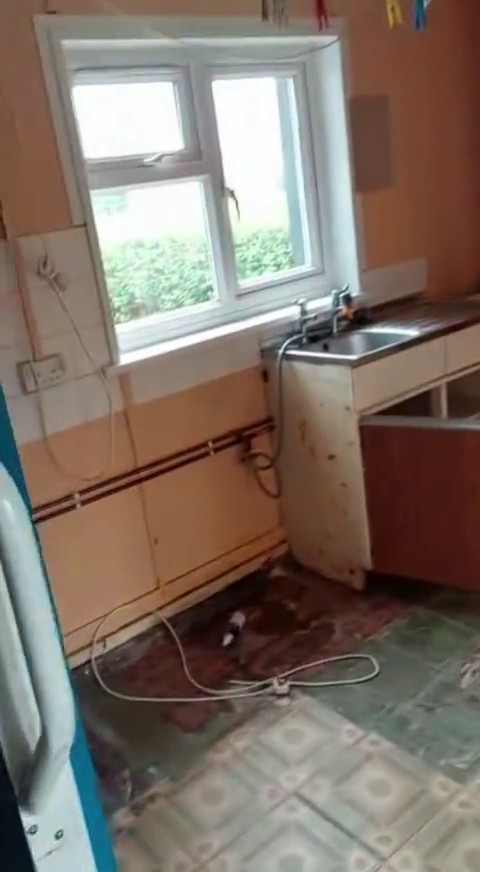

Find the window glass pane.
[
  {"left": 212, "top": 75, "right": 310, "bottom": 286},
  {"left": 91, "top": 181, "right": 217, "bottom": 325},
  {"left": 73, "top": 80, "right": 184, "bottom": 160}
]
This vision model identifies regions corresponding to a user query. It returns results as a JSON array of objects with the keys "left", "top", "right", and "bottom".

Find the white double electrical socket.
[{"left": 18, "top": 354, "right": 67, "bottom": 394}]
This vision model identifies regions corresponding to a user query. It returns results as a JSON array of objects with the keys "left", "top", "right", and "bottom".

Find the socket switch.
[{"left": 18, "top": 354, "right": 67, "bottom": 394}]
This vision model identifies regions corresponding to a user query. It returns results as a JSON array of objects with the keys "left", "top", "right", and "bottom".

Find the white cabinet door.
[
  {"left": 353, "top": 338, "right": 446, "bottom": 412},
  {"left": 445, "top": 324, "right": 480, "bottom": 375}
]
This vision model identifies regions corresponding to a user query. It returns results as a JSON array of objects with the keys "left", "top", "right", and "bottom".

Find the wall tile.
[
  {"left": 0, "top": 281, "right": 32, "bottom": 404},
  {"left": 0, "top": 295, "right": 30, "bottom": 349},
  {"left": 42, "top": 325, "right": 111, "bottom": 380},
  {"left": 0, "top": 345, "right": 29, "bottom": 398},
  {"left": 18, "top": 227, "right": 106, "bottom": 339},
  {"left": 27, "top": 273, "right": 106, "bottom": 339},
  {"left": 19, "top": 227, "right": 94, "bottom": 283},
  {"left": 0, "top": 242, "right": 15, "bottom": 297},
  {"left": 6, "top": 394, "right": 42, "bottom": 445},
  {"left": 361, "top": 258, "right": 427, "bottom": 306},
  {"left": 2, "top": 332, "right": 119, "bottom": 445},
  {"left": 128, "top": 329, "right": 261, "bottom": 405},
  {"left": 7, "top": 373, "right": 123, "bottom": 445}
]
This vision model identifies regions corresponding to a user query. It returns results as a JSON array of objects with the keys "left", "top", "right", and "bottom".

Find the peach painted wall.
[
  {"left": 343, "top": 0, "right": 480, "bottom": 297},
  {"left": 25, "top": 369, "right": 284, "bottom": 656},
  {"left": 2, "top": 0, "right": 480, "bottom": 294},
  {"left": 0, "top": 0, "right": 480, "bottom": 657}
]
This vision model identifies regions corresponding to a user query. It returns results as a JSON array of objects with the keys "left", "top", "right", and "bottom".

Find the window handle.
[
  {"left": 224, "top": 185, "right": 241, "bottom": 221},
  {"left": 142, "top": 150, "right": 182, "bottom": 166},
  {"left": 143, "top": 151, "right": 169, "bottom": 165}
]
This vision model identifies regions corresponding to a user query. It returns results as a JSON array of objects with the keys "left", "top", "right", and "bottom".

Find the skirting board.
[{"left": 67, "top": 539, "right": 288, "bottom": 669}]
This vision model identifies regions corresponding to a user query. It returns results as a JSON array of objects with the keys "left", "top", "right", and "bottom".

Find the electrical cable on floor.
[
  {"left": 246, "top": 333, "right": 302, "bottom": 499},
  {"left": 90, "top": 603, "right": 380, "bottom": 705}
]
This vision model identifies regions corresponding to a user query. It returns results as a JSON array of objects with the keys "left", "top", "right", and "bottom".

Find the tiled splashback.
[
  {"left": 18, "top": 229, "right": 107, "bottom": 338},
  {"left": 0, "top": 223, "right": 428, "bottom": 448},
  {"left": 0, "top": 227, "right": 118, "bottom": 446},
  {"left": 0, "top": 245, "right": 33, "bottom": 407}
]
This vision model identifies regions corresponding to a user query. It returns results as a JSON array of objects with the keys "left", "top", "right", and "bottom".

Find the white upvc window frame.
[
  {"left": 74, "top": 65, "right": 202, "bottom": 171},
  {"left": 35, "top": 17, "right": 361, "bottom": 362}
]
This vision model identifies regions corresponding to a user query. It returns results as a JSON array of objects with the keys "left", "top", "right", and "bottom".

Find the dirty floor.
[{"left": 74, "top": 563, "right": 480, "bottom": 871}]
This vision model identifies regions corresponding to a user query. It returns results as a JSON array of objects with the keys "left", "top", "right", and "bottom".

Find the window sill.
[
  {"left": 108, "top": 296, "right": 332, "bottom": 376},
  {"left": 104, "top": 257, "right": 427, "bottom": 402}
]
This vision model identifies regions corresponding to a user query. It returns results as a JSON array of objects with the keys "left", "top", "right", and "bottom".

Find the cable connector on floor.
[
  {"left": 90, "top": 604, "right": 380, "bottom": 705},
  {"left": 271, "top": 677, "right": 291, "bottom": 697},
  {"left": 222, "top": 611, "right": 246, "bottom": 648}
]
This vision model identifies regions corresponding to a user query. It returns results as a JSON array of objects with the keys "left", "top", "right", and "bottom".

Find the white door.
[{"left": 0, "top": 464, "right": 98, "bottom": 871}]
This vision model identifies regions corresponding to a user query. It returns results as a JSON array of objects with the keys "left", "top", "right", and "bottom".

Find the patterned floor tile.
[
  {"left": 309, "top": 683, "right": 394, "bottom": 731},
  {"left": 374, "top": 704, "right": 461, "bottom": 780},
  {"left": 133, "top": 754, "right": 285, "bottom": 867},
  {"left": 389, "top": 791, "right": 480, "bottom": 871},
  {"left": 115, "top": 830, "right": 164, "bottom": 871},
  {"left": 378, "top": 673, "right": 480, "bottom": 784},
  {"left": 380, "top": 611, "right": 477, "bottom": 670},
  {"left": 116, "top": 802, "right": 196, "bottom": 872},
  {"left": 298, "top": 733, "right": 457, "bottom": 860},
  {"left": 206, "top": 797, "right": 379, "bottom": 872},
  {"left": 319, "top": 639, "right": 437, "bottom": 707},
  {"left": 234, "top": 695, "right": 364, "bottom": 792},
  {"left": 308, "top": 637, "right": 438, "bottom": 736},
  {"left": 428, "top": 590, "right": 480, "bottom": 630}
]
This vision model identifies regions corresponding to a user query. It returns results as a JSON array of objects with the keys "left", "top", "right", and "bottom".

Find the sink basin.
[{"left": 303, "top": 327, "right": 419, "bottom": 362}]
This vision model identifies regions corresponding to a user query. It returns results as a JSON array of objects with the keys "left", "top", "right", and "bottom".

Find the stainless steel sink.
[{"left": 302, "top": 327, "right": 420, "bottom": 363}]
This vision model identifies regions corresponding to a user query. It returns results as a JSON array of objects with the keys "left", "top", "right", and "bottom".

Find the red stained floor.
[{"left": 74, "top": 560, "right": 433, "bottom": 816}]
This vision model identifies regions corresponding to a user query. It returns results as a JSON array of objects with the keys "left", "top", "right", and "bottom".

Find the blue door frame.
[{"left": 0, "top": 389, "right": 116, "bottom": 872}]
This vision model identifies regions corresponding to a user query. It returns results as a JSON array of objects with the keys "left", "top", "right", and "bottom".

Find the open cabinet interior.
[
  {"left": 445, "top": 370, "right": 480, "bottom": 420},
  {"left": 376, "top": 387, "right": 445, "bottom": 418},
  {"left": 372, "top": 369, "right": 480, "bottom": 423}
]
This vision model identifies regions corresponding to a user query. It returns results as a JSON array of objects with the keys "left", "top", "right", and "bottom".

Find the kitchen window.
[{"left": 40, "top": 25, "right": 358, "bottom": 357}]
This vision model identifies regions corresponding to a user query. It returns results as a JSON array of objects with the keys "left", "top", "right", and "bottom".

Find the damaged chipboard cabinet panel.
[{"left": 265, "top": 358, "right": 372, "bottom": 589}]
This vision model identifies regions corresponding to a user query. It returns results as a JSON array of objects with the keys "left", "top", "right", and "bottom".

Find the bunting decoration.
[
  {"left": 414, "top": 0, "right": 428, "bottom": 30},
  {"left": 260, "top": 0, "right": 433, "bottom": 33},
  {"left": 386, "top": 0, "right": 403, "bottom": 28},
  {"left": 315, "top": 0, "right": 330, "bottom": 30}
]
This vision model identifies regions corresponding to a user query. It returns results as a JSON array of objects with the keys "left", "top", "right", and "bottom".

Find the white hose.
[
  {"left": 90, "top": 605, "right": 380, "bottom": 704},
  {"left": 246, "top": 333, "right": 303, "bottom": 499}
]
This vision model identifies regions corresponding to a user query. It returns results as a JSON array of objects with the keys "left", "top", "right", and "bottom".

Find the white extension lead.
[
  {"left": 34, "top": 251, "right": 115, "bottom": 484},
  {"left": 90, "top": 605, "right": 380, "bottom": 704}
]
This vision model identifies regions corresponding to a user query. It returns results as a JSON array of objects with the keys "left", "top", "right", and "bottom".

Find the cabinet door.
[{"left": 360, "top": 416, "right": 480, "bottom": 590}]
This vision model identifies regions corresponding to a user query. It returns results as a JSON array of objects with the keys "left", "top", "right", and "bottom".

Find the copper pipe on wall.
[{"left": 33, "top": 417, "right": 274, "bottom": 524}]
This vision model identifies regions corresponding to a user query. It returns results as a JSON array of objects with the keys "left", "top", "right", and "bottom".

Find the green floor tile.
[
  {"left": 305, "top": 632, "right": 439, "bottom": 733},
  {"left": 306, "top": 683, "right": 394, "bottom": 731},
  {"left": 381, "top": 610, "right": 478, "bottom": 669},
  {"left": 374, "top": 704, "right": 461, "bottom": 778},
  {"left": 376, "top": 670, "right": 480, "bottom": 785},
  {"left": 428, "top": 589, "right": 480, "bottom": 630}
]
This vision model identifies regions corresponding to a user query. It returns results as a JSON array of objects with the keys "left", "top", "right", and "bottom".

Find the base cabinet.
[
  {"left": 361, "top": 417, "right": 480, "bottom": 590},
  {"left": 275, "top": 327, "right": 480, "bottom": 592}
]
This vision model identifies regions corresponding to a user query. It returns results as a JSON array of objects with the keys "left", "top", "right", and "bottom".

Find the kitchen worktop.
[
  {"left": 281, "top": 295, "right": 480, "bottom": 366},
  {"left": 376, "top": 295, "right": 480, "bottom": 334}
]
